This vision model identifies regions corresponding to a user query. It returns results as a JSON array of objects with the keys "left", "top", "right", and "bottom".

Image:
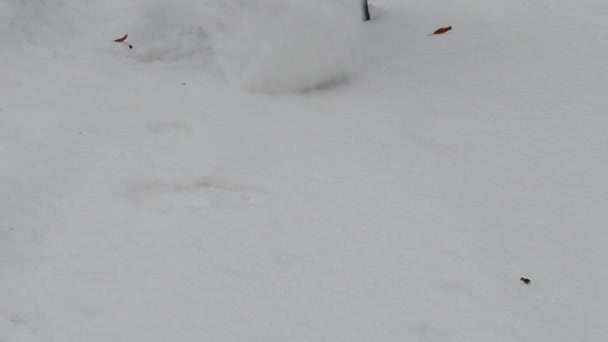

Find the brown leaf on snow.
[
  {"left": 429, "top": 26, "right": 452, "bottom": 35},
  {"left": 114, "top": 34, "right": 128, "bottom": 42}
]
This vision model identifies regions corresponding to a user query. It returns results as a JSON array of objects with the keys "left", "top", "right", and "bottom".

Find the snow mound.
[
  {"left": 106, "top": 3, "right": 215, "bottom": 64},
  {"left": 1, "top": 0, "right": 78, "bottom": 46},
  {"left": 205, "top": 0, "right": 363, "bottom": 92},
  {"left": 3, "top": 0, "right": 363, "bottom": 93}
]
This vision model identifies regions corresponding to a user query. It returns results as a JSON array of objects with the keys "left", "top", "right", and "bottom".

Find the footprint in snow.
[
  {"left": 128, "top": 177, "right": 259, "bottom": 209},
  {"left": 147, "top": 121, "right": 187, "bottom": 134},
  {"left": 0, "top": 314, "right": 30, "bottom": 340}
]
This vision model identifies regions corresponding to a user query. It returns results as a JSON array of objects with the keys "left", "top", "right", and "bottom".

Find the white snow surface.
[{"left": 2, "top": 0, "right": 608, "bottom": 341}]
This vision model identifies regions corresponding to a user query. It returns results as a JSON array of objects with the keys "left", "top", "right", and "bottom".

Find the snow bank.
[
  {"left": 1, "top": 0, "right": 71, "bottom": 45},
  {"left": 3, "top": 0, "right": 362, "bottom": 93},
  {"left": 204, "top": 0, "right": 363, "bottom": 92},
  {"left": 110, "top": 3, "right": 215, "bottom": 65}
]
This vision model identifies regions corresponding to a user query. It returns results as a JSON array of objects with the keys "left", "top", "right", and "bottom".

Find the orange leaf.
[
  {"left": 114, "top": 34, "right": 128, "bottom": 43},
  {"left": 430, "top": 26, "right": 452, "bottom": 35}
]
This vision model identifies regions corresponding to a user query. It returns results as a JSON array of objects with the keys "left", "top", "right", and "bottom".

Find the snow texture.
[
  {"left": 2, "top": 0, "right": 608, "bottom": 341},
  {"left": 204, "top": 0, "right": 362, "bottom": 92}
]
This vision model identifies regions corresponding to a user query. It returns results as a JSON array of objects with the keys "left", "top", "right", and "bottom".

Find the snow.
[
  {"left": 2, "top": 0, "right": 607, "bottom": 341},
  {"left": 205, "top": 0, "right": 362, "bottom": 92}
]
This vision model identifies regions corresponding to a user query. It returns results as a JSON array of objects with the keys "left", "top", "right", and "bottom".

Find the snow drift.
[
  {"left": 3, "top": 0, "right": 362, "bottom": 93},
  {"left": 203, "top": 0, "right": 363, "bottom": 92}
]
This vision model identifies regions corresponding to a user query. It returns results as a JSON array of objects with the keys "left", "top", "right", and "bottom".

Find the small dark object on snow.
[
  {"left": 114, "top": 34, "right": 128, "bottom": 43},
  {"left": 182, "top": 83, "right": 186, "bottom": 86},
  {"left": 520, "top": 277, "right": 531, "bottom": 284},
  {"left": 428, "top": 26, "right": 453, "bottom": 36},
  {"left": 113, "top": 34, "right": 132, "bottom": 49},
  {"left": 361, "top": 0, "right": 371, "bottom": 21}
]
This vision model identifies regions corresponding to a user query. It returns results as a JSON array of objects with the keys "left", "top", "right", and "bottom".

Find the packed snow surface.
[{"left": 2, "top": 0, "right": 607, "bottom": 341}]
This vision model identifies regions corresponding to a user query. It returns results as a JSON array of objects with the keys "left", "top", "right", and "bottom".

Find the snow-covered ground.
[{"left": 2, "top": 0, "right": 607, "bottom": 340}]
